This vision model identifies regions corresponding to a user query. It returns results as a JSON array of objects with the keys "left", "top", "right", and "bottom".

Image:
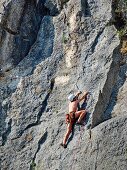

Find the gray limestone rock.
[
  {"left": 0, "top": 0, "right": 48, "bottom": 72},
  {"left": 0, "top": 0, "right": 127, "bottom": 170}
]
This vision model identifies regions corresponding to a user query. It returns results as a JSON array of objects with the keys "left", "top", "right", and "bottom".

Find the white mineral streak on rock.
[
  {"left": 17, "top": 77, "right": 24, "bottom": 89},
  {"left": 65, "top": 40, "right": 77, "bottom": 68},
  {"left": 34, "top": 65, "right": 43, "bottom": 75},
  {"left": 69, "top": 13, "right": 76, "bottom": 32},
  {"left": 55, "top": 75, "right": 69, "bottom": 85},
  {"left": 2, "top": 99, "right": 7, "bottom": 107},
  {"left": 65, "top": 51, "right": 72, "bottom": 68}
]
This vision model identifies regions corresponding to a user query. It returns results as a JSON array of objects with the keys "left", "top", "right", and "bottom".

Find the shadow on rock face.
[
  {"left": 104, "top": 58, "right": 127, "bottom": 121},
  {"left": 0, "top": 0, "right": 51, "bottom": 72},
  {"left": 81, "top": 0, "right": 91, "bottom": 17}
]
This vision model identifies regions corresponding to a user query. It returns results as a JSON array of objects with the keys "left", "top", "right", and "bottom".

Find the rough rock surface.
[
  {"left": 0, "top": 0, "right": 127, "bottom": 170},
  {"left": 0, "top": 0, "right": 48, "bottom": 72}
]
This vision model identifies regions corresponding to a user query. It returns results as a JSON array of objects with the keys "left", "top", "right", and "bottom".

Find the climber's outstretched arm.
[
  {"left": 78, "top": 91, "right": 88, "bottom": 102},
  {"left": 75, "top": 91, "right": 82, "bottom": 98}
]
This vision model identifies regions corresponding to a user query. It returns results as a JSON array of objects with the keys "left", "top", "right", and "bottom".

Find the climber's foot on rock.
[{"left": 60, "top": 143, "right": 67, "bottom": 149}]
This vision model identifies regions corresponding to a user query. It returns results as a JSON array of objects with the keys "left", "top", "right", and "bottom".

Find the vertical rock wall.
[
  {"left": 0, "top": 0, "right": 49, "bottom": 72},
  {"left": 0, "top": 0, "right": 127, "bottom": 170}
]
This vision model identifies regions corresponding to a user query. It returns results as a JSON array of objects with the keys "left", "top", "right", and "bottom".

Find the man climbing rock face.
[{"left": 61, "top": 91, "right": 89, "bottom": 148}]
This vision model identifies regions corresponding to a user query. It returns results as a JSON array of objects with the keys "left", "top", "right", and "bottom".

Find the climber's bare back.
[{"left": 69, "top": 100, "right": 79, "bottom": 112}]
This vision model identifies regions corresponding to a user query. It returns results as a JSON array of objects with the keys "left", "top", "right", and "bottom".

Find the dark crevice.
[
  {"left": 30, "top": 17, "right": 55, "bottom": 75},
  {"left": 112, "top": 0, "right": 126, "bottom": 31},
  {"left": 0, "top": 23, "right": 19, "bottom": 35},
  {"left": 37, "top": 1, "right": 50, "bottom": 16},
  {"left": 12, "top": 0, "right": 50, "bottom": 66},
  {"left": 59, "top": 0, "right": 70, "bottom": 11},
  {"left": 0, "top": 0, "right": 50, "bottom": 71},
  {"left": 11, "top": 79, "right": 55, "bottom": 140},
  {"left": 1, "top": 118, "right": 12, "bottom": 146},
  {"left": 37, "top": 0, "right": 60, "bottom": 17},
  {"left": 91, "top": 28, "right": 105, "bottom": 53},
  {"left": 81, "top": 0, "right": 91, "bottom": 17},
  {"left": 30, "top": 131, "right": 48, "bottom": 170},
  {"left": 34, "top": 132, "right": 47, "bottom": 160},
  {"left": 95, "top": 140, "right": 100, "bottom": 170}
]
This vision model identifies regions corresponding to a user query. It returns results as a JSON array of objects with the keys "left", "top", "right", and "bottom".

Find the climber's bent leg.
[{"left": 75, "top": 110, "right": 86, "bottom": 123}]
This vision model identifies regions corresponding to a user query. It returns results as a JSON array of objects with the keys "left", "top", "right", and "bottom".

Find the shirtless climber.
[{"left": 61, "top": 91, "right": 89, "bottom": 148}]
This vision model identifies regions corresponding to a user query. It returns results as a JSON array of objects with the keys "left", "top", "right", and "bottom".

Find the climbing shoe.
[{"left": 60, "top": 143, "right": 67, "bottom": 148}]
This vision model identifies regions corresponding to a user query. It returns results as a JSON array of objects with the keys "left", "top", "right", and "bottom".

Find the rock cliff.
[{"left": 0, "top": 0, "right": 127, "bottom": 170}]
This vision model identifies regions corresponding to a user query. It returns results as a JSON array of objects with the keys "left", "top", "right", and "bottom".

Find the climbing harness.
[{"left": 65, "top": 111, "right": 76, "bottom": 124}]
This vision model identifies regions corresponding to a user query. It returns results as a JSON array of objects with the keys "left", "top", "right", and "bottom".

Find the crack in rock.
[
  {"left": 95, "top": 140, "right": 100, "bottom": 170},
  {"left": 81, "top": 0, "right": 91, "bottom": 17},
  {"left": 0, "top": 23, "right": 19, "bottom": 35},
  {"left": 11, "top": 79, "right": 55, "bottom": 140},
  {"left": 91, "top": 28, "right": 105, "bottom": 53},
  {"left": 30, "top": 131, "right": 48, "bottom": 170},
  {"left": 1, "top": 118, "right": 12, "bottom": 146}
]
